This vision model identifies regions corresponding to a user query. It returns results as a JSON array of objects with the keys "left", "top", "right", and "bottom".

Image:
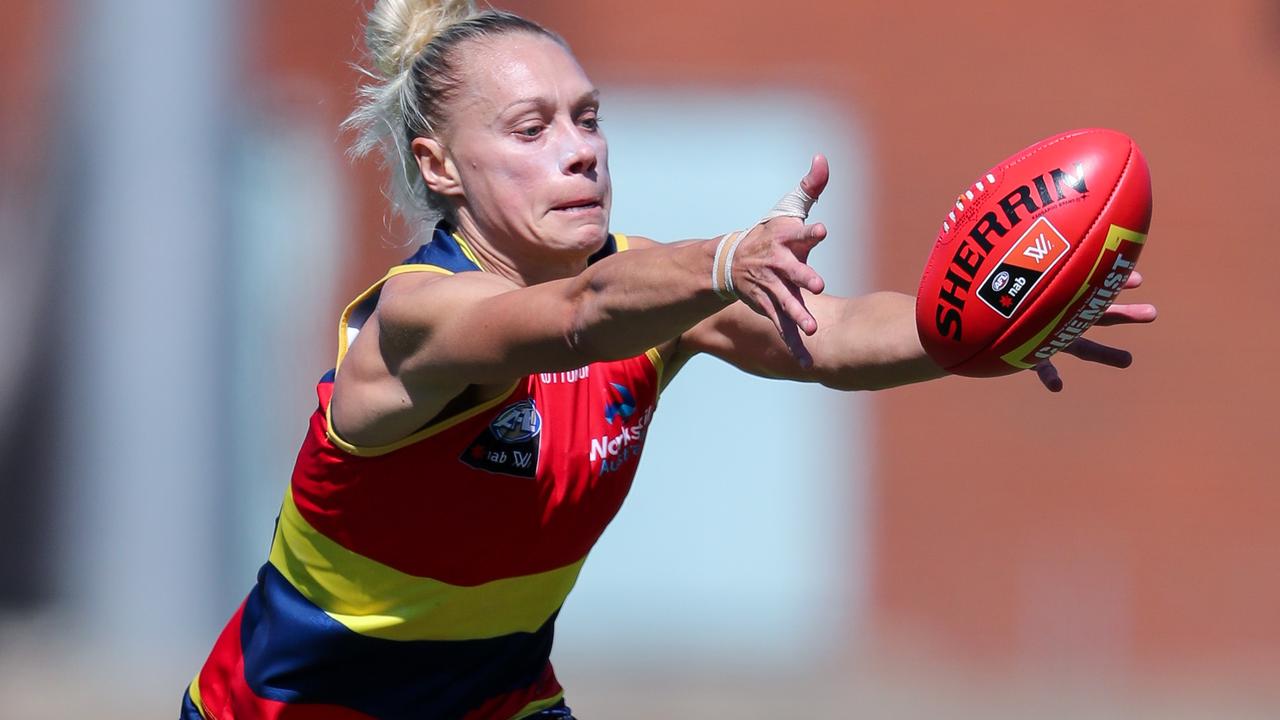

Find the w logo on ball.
[
  {"left": 1022, "top": 233, "right": 1052, "bottom": 263},
  {"left": 977, "top": 216, "right": 1072, "bottom": 319}
]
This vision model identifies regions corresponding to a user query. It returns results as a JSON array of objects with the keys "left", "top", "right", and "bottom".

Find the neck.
[{"left": 449, "top": 214, "right": 592, "bottom": 287}]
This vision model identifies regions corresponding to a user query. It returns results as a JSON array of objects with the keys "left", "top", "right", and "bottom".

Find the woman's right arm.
[
  {"left": 331, "top": 160, "right": 830, "bottom": 445},
  {"left": 380, "top": 219, "right": 825, "bottom": 382}
]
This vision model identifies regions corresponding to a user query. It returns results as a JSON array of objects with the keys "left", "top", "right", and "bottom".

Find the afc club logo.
[
  {"left": 459, "top": 398, "right": 542, "bottom": 479},
  {"left": 489, "top": 399, "right": 541, "bottom": 442}
]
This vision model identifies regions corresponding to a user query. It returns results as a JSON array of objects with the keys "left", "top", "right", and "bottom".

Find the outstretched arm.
[
  {"left": 673, "top": 275, "right": 1156, "bottom": 392},
  {"left": 332, "top": 160, "right": 829, "bottom": 446},
  {"left": 676, "top": 289, "right": 942, "bottom": 391}
]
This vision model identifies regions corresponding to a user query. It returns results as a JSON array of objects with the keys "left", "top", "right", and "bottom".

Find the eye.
[
  {"left": 515, "top": 123, "right": 545, "bottom": 139},
  {"left": 579, "top": 110, "right": 602, "bottom": 132}
]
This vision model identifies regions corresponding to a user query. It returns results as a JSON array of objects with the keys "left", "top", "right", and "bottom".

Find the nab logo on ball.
[
  {"left": 459, "top": 398, "right": 542, "bottom": 478},
  {"left": 977, "top": 216, "right": 1071, "bottom": 318}
]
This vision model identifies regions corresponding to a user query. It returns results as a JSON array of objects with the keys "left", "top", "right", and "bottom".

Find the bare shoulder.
[
  {"left": 330, "top": 270, "right": 522, "bottom": 448},
  {"left": 376, "top": 268, "right": 519, "bottom": 335}
]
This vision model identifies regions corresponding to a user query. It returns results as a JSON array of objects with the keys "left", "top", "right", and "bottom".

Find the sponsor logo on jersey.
[
  {"left": 591, "top": 405, "right": 653, "bottom": 476},
  {"left": 603, "top": 383, "right": 636, "bottom": 424},
  {"left": 593, "top": 383, "right": 651, "bottom": 476},
  {"left": 459, "top": 398, "right": 542, "bottom": 478},
  {"left": 977, "top": 216, "right": 1071, "bottom": 318},
  {"left": 539, "top": 365, "right": 590, "bottom": 384}
]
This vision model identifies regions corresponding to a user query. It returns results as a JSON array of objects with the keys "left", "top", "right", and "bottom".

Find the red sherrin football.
[{"left": 915, "top": 128, "right": 1152, "bottom": 377}]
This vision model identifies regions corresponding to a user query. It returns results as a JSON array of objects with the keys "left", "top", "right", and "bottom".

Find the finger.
[
  {"left": 1124, "top": 270, "right": 1143, "bottom": 290},
  {"left": 782, "top": 223, "right": 828, "bottom": 265},
  {"left": 781, "top": 256, "right": 826, "bottom": 295},
  {"left": 772, "top": 278, "right": 818, "bottom": 335},
  {"left": 1035, "top": 360, "right": 1063, "bottom": 393},
  {"left": 1094, "top": 302, "right": 1157, "bottom": 327},
  {"left": 1063, "top": 338, "right": 1132, "bottom": 368},
  {"left": 772, "top": 294, "right": 814, "bottom": 368},
  {"left": 800, "top": 154, "right": 830, "bottom": 200}
]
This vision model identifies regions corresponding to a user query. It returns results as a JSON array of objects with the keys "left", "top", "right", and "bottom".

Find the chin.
[{"left": 551, "top": 217, "right": 611, "bottom": 254}]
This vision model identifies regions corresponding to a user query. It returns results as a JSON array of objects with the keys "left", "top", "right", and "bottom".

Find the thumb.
[
  {"left": 800, "top": 154, "right": 829, "bottom": 200},
  {"left": 761, "top": 154, "right": 829, "bottom": 224}
]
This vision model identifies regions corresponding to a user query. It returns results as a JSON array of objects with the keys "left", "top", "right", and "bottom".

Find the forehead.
[{"left": 450, "top": 33, "right": 595, "bottom": 119}]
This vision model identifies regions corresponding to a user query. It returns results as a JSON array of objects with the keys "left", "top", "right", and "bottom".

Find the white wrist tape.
[
  {"left": 722, "top": 232, "right": 744, "bottom": 298},
  {"left": 711, "top": 232, "right": 737, "bottom": 300},
  {"left": 761, "top": 185, "right": 817, "bottom": 223}
]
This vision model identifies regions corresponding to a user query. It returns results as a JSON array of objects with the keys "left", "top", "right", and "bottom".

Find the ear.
[{"left": 411, "top": 137, "right": 463, "bottom": 197}]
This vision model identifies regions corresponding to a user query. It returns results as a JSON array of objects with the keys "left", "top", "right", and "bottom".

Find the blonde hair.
[{"left": 344, "top": 0, "right": 565, "bottom": 228}]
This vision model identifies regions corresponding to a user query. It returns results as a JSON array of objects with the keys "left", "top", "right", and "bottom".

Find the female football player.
[{"left": 180, "top": 1, "right": 1155, "bottom": 717}]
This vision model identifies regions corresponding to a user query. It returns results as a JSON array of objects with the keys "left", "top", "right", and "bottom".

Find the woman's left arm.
[{"left": 671, "top": 273, "right": 1156, "bottom": 392}]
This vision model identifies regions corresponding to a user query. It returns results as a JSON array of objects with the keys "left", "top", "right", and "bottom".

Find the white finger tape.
[{"left": 761, "top": 185, "right": 817, "bottom": 223}]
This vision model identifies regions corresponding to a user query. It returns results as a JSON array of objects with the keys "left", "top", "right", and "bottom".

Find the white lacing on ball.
[{"left": 940, "top": 171, "right": 999, "bottom": 235}]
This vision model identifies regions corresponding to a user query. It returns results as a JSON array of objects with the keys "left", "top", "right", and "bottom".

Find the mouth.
[{"left": 550, "top": 198, "right": 603, "bottom": 213}]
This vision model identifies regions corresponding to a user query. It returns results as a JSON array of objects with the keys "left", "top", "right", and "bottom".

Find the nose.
[{"left": 559, "top": 127, "right": 598, "bottom": 176}]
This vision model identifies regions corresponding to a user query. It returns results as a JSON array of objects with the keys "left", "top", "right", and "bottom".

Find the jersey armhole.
[{"left": 326, "top": 263, "right": 519, "bottom": 457}]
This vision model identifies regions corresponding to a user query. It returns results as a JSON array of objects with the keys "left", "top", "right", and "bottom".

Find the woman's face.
[{"left": 435, "top": 33, "right": 611, "bottom": 258}]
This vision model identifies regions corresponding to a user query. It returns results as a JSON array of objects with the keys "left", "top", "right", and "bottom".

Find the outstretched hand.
[
  {"left": 730, "top": 155, "right": 831, "bottom": 367},
  {"left": 1034, "top": 270, "right": 1157, "bottom": 392}
]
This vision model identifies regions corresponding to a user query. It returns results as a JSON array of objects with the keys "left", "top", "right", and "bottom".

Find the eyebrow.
[{"left": 498, "top": 89, "right": 600, "bottom": 116}]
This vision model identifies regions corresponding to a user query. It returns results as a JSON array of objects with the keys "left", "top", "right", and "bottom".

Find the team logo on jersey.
[
  {"left": 489, "top": 399, "right": 542, "bottom": 442},
  {"left": 459, "top": 398, "right": 542, "bottom": 478},
  {"left": 603, "top": 383, "right": 636, "bottom": 424}
]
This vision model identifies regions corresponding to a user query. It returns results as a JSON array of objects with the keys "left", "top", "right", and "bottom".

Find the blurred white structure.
[{"left": 57, "top": 0, "right": 239, "bottom": 692}]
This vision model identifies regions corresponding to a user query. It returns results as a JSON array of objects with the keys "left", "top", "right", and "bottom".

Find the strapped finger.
[
  {"left": 799, "top": 154, "right": 830, "bottom": 199},
  {"left": 761, "top": 156, "right": 827, "bottom": 224}
]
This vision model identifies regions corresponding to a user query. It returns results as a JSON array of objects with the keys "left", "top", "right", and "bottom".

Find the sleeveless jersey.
[{"left": 183, "top": 224, "right": 662, "bottom": 719}]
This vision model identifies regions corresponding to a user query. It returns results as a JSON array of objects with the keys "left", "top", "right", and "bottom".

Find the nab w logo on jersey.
[
  {"left": 603, "top": 383, "right": 636, "bottom": 424},
  {"left": 460, "top": 398, "right": 542, "bottom": 478}
]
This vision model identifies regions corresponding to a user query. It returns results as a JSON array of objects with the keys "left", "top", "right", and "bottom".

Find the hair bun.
[{"left": 364, "top": 0, "right": 478, "bottom": 76}]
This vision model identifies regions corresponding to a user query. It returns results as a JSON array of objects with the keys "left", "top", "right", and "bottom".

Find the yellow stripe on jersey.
[
  {"left": 613, "top": 232, "right": 630, "bottom": 251},
  {"left": 335, "top": 264, "right": 454, "bottom": 370},
  {"left": 269, "top": 490, "right": 587, "bottom": 641},
  {"left": 452, "top": 231, "right": 488, "bottom": 271},
  {"left": 644, "top": 347, "right": 665, "bottom": 387},
  {"left": 187, "top": 673, "right": 208, "bottom": 718},
  {"left": 512, "top": 692, "right": 567, "bottom": 719}
]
